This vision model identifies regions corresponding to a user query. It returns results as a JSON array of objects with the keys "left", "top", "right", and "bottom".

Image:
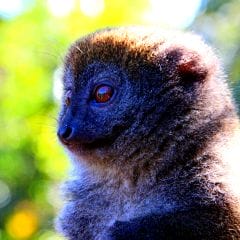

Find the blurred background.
[{"left": 0, "top": 0, "right": 239, "bottom": 239}]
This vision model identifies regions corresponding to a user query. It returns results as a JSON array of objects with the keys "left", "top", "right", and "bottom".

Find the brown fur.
[{"left": 66, "top": 28, "right": 217, "bottom": 82}]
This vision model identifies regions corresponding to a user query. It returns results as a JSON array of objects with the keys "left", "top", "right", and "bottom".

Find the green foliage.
[{"left": 0, "top": 0, "right": 239, "bottom": 239}]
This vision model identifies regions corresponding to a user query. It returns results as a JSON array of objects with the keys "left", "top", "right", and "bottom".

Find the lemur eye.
[
  {"left": 94, "top": 85, "right": 113, "bottom": 103},
  {"left": 65, "top": 90, "right": 72, "bottom": 106}
]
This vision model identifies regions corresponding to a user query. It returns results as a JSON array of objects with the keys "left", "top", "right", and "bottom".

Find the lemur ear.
[
  {"left": 177, "top": 49, "right": 208, "bottom": 82},
  {"left": 160, "top": 45, "right": 217, "bottom": 83}
]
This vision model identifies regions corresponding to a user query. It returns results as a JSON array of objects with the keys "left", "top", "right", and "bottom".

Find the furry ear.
[
  {"left": 163, "top": 47, "right": 209, "bottom": 82},
  {"left": 177, "top": 48, "right": 209, "bottom": 82}
]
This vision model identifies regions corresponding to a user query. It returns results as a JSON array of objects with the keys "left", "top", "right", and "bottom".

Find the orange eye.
[
  {"left": 65, "top": 90, "right": 72, "bottom": 106},
  {"left": 94, "top": 85, "right": 113, "bottom": 103}
]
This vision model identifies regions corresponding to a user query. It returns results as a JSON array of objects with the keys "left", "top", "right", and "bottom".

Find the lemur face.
[
  {"left": 57, "top": 61, "right": 141, "bottom": 161},
  {"left": 57, "top": 27, "right": 215, "bottom": 166}
]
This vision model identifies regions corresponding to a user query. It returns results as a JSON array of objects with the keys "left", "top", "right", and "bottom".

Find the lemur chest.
[
  {"left": 59, "top": 178, "right": 176, "bottom": 239},
  {"left": 77, "top": 184, "right": 135, "bottom": 221},
  {"left": 76, "top": 181, "right": 172, "bottom": 225}
]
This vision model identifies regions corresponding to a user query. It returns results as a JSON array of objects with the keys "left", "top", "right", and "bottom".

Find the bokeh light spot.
[
  {"left": 53, "top": 67, "right": 64, "bottom": 102},
  {"left": 47, "top": 0, "right": 75, "bottom": 17},
  {"left": 0, "top": 180, "right": 11, "bottom": 208},
  {"left": 144, "top": 0, "right": 202, "bottom": 28},
  {"left": 0, "top": 0, "right": 24, "bottom": 18},
  {"left": 80, "top": 0, "right": 105, "bottom": 17},
  {"left": 6, "top": 205, "right": 38, "bottom": 239}
]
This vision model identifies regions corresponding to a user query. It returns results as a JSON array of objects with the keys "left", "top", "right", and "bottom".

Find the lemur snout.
[{"left": 57, "top": 125, "right": 74, "bottom": 144}]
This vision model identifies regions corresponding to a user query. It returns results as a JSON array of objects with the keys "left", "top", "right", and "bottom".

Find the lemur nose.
[{"left": 57, "top": 125, "right": 74, "bottom": 143}]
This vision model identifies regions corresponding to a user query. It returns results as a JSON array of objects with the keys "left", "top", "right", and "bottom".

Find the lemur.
[{"left": 56, "top": 27, "right": 240, "bottom": 239}]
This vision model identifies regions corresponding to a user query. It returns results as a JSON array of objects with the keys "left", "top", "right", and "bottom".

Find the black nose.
[{"left": 57, "top": 125, "right": 74, "bottom": 143}]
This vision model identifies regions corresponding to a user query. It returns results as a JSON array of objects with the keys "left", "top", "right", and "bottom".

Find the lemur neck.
[{"left": 107, "top": 113, "right": 239, "bottom": 188}]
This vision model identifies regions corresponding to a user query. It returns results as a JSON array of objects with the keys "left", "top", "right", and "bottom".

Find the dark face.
[
  {"left": 57, "top": 62, "right": 141, "bottom": 163},
  {"left": 57, "top": 48, "right": 204, "bottom": 167}
]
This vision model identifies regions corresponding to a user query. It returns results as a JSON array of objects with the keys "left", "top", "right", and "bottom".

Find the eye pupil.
[{"left": 94, "top": 85, "right": 113, "bottom": 103}]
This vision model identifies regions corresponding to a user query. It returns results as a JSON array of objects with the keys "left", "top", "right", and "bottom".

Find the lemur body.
[{"left": 56, "top": 27, "right": 240, "bottom": 239}]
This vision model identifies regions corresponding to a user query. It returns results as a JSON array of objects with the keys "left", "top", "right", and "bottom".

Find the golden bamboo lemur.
[{"left": 56, "top": 27, "right": 240, "bottom": 240}]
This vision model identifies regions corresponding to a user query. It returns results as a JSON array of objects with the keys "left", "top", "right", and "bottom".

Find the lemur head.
[{"left": 57, "top": 27, "right": 235, "bottom": 172}]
